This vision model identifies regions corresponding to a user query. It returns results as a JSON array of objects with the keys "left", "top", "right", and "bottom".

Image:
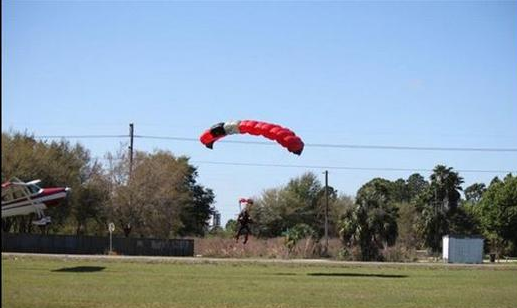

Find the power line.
[
  {"left": 136, "top": 135, "right": 199, "bottom": 142},
  {"left": 35, "top": 135, "right": 127, "bottom": 139},
  {"left": 32, "top": 134, "right": 517, "bottom": 153},
  {"left": 91, "top": 157, "right": 516, "bottom": 174},
  {"left": 190, "top": 160, "right": 517, "bottom": 174},
  {"left": 136, "top": 135, "right": 517, "bottom": 152},
  {"left": 118, "top": 134, "right": 517, "bottom": 153},
  {"left": 304, "top": 143, "right": 517, "bottom": 153}
]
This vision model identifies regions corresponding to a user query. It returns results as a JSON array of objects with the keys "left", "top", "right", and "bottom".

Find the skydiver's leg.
[
  {"left": 242, "top": 225, "right": 250, "bottom": 244},
  {"left": 235, "top": 225, "right": 243, "bottom": 242}
]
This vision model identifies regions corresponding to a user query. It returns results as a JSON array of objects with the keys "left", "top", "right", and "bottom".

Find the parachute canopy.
[{"left": 200, "top": 120, "right": 304, "bottom": 155}]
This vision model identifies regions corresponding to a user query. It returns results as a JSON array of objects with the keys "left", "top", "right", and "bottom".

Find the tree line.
[
  {"left": 1, "top": 132, "right": 215, "bottom": 237},
  {"left": 223, "top": 167, "right": 516, "bottom": 260},
  {"left": 2, "top": 131, "right": 516, "bottom": 260}
]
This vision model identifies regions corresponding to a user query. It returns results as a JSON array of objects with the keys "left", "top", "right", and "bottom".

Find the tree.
[
  {"left": 477, "top": 174, "right": 517, "bottom": 255},
  {"left": 462, "top": 183, "right": 487, "bottom": 232},
  {"left": 251, "top": 172, "right": 352, "bottom": 239},
  {"left": 415, "top": 165, "right": 477, "bottom": 252},
  {"left": 106, "top": 149, "right": 215, "bottom": 238},
  {"left": 71, "top": 163, "right": 110, "bottom": 235},
  {"left": 464, "top": 183, "right": 486, "bottom": 204},
  {"left": 338, "top": 174, "right": 428, "bottom": 254},
  {"left": 284, "top": 172, "right": 323, "bottom": 231},
  {"left": 2, "top": 132, "right": 216, "bottom": 238},
  {"left": 406, "top": 173, "right": 429, "bottom": 201},
  {"left": 391, "top": 178, "right": 409, "bottom": 203},
  {"left": 339, "top": 178, "right": 399, "bottom": 261},
  {"left": 429, "top": 165, "right": 464, "bottom": 211},
  {"left": 328, "top": 194, "right": 354, "bottom": 237},
  {"left": 178, "top": 162, "right": 215, "bottom": 236},
  {"left": 251, "top": 188, "right": 286, "bottom": 237},
  {"left": 283, "top": 223, "right": 316, "bottom": 255},
  {"left": 395, "top": 202, "right": 422, "bottom": 249},
  {"left": 251, "top": 172, "right": 322, "bottom": 237},
  {"left": 1, "top": 132, "right": 102, "bottom": 234},
  {"left": 225, "top": 219, "right": 238, "bottom": 235}
]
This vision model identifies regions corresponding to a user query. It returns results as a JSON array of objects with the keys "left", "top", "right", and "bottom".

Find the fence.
[{"left": 1, "top": 233, "right": 194, "bottom": 256}]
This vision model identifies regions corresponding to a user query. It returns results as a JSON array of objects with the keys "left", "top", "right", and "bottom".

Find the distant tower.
[{"left": 211, "top": 211, "right": 221, "bottom": 229}]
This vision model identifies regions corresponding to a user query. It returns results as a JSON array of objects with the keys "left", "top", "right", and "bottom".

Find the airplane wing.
[
  {"left": 2, "top": 179, "right": 31, "bottom": 199},
  {"left": 2, "top": 178, "right": 43, "bottom": 218},
  {"left": 2, "top": 178, "right": 64, "bottom": 226}
]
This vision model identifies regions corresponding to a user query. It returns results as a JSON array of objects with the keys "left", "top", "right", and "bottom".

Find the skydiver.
[{"left": 235, "top": 207, "right": 253, "bottom": 244}]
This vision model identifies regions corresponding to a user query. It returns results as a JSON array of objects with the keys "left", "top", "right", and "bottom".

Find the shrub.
[{"left": 382, "top": 244, "right": 418, "bottom": 262}]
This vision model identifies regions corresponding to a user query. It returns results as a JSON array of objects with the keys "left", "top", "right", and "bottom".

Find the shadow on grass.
[
  {"left": 308, "top": 272, "right": 407, "bottom": 278},
  {"left": 52, "top": 266, "right": 106, "bottom": 273}
]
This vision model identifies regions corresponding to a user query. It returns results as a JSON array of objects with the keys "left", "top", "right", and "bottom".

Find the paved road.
[{"left": 3, "top": 252, "right": 516, "bottom": 269}]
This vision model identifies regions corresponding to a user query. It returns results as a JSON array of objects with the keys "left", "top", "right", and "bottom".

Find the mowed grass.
[{"left": 2, "top": 255, "right": 517, "bottom": 308}]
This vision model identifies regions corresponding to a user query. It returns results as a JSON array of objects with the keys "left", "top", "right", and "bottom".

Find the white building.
[{"left": 443, "top": 235, "right": 484, "bottom": 264}]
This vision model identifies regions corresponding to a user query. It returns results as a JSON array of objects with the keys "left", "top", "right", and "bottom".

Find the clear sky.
[{"left": 3, "top": 1, "right": 517, "bottom": 225}]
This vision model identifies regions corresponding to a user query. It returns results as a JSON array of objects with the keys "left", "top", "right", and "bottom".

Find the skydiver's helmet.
[
  {"left": 239, "top": 198, "right": 253, "bottom": 212},
  {"left": 239, "top": 198, "right": 253, "bottom": 210}
]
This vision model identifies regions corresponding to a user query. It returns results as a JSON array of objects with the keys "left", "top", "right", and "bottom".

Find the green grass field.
[{"left": 2, "top": 255, "right": 517, "bottom": 308}]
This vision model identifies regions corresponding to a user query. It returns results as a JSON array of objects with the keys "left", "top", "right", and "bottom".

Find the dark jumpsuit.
[{"left": 235, "top": 210, "right": 252, "bottom": 243}]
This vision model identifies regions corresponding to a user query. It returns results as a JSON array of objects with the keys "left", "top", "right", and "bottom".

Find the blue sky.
[{"left": 3, "top": 1, "right": 517, "bottom": 224}]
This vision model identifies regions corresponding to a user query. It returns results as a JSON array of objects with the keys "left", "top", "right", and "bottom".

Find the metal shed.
[{"left": 442, "top": 235, "right": 484, "bottom": 264}]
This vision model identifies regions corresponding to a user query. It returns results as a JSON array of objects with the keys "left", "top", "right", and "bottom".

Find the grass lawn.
[{"left": 2, "top": 255, "right": 517, "bottom": 308}]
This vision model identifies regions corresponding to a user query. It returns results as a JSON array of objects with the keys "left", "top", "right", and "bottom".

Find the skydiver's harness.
[{"left": 236, "top": 210, "right": 252, "bottom": 235}]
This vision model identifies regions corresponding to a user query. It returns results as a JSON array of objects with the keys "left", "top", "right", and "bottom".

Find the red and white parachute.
[{"left": 200, "top": 120, "right": 304, "bottom": 155}]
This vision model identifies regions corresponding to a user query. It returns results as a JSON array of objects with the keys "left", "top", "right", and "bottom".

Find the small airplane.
[{"left": 1, "top": 177, "right": 71, "bottom": 226}]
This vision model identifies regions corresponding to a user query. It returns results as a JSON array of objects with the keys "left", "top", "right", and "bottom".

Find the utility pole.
[
  {"left": 127, "top": 123, "right": 134, "bottom": 237},
  {"left": 324, "top": 170, "right": 329, "bottom": 255},
  {"left": 129, "top": 123, "right": 134, "bottom": 180}
]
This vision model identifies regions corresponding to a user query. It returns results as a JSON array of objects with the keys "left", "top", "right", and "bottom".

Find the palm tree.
[
  {"left": 341, "top": 179, "right": 399, "bottom": 261},
  {"left": 430, "top": 165, "right": 464, "bottom": 211},
  {"left": 418, "top": 165, "right": 465, "bottom": 252}
]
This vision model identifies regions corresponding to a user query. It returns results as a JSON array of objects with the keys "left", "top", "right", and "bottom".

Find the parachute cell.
[{"left": 199, "top": 120, "right": 304, "bottom": 155}]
